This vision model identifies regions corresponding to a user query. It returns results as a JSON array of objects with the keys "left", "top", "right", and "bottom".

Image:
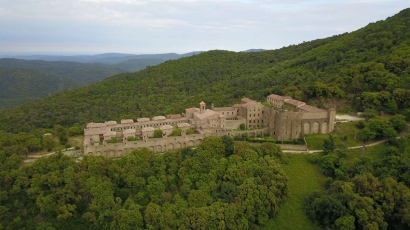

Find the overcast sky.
[{"left": 0, "top": 0, "right": 409, "bottom": 55}]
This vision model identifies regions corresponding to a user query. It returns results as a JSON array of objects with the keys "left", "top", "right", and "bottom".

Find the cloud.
[{"left": 0, "top": 0, "right": 409, "bottom": 54}]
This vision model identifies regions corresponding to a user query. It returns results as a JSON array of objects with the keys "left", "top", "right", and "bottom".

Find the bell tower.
[{"left": 200, "top": 101, "right": 206, "bottom": 114}]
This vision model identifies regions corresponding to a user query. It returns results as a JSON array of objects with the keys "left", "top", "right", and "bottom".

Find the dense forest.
[
  {"left": 0, "top": 7, "right": 409, "bottom": 230},
  {"left": 0, "top": 51, "right": 206, "bottom": 109},
  {"left": 1, "top": 8, "right": 409, "bottom": 133},
  {"left": 0, "top": 136, "right": 288, "bottom": 229},
  {"left": 305, "top": 127, "right": 410, "bottom": 229},
  {"left": 0, "top": 58, "right": 167, "bottom": 109}
]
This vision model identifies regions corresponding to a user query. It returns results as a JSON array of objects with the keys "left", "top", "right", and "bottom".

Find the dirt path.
[
  {"left": 283, "top": 139, "right": 388, "bottom": 154},
  {"left": 23, "top": 147, "right": 75, "bottom": 164},
  {"left": 335, "top": 114, "right": 364, "bottom": 121}
]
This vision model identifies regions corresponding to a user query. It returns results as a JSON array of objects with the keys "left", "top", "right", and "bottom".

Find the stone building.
[
  {"left": 265, "top": 94, "right": 336, "bottom": 140},
  {"left": 83, "top": 94, "right": 335, "bottom": 156}
]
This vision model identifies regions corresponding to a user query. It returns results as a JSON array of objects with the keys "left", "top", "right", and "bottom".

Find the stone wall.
[
  {"left": 274, "top": 111, "right": 303, "bottom": 140},
  {"left": 225, "top": 117, "right": 246, "bottom": 130},
  {"left": 84, "top": 134, "right": 207, "bottom": 157},
  {"left": 277, "top": 144, "right": 307, "bottom": 151},
  {"left": 301, "top": 111, "right": 328, "bottom": 119}
]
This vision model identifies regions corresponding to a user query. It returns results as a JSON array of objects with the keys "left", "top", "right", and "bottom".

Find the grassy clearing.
[
  {"left": 260, "top": 154, "right": 326, "bottom": 230},
  {"left": 305, "top": 134, "right": 328, "bottom": 150},
  {"left": 305, "top": 121, "right": 381, "bottom": 150},
  {"left": 346, "top": 143, "right": 388, "bottom": 163}
]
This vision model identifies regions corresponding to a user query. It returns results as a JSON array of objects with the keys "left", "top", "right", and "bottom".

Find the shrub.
[
  {"left": 127, "top": 136, "right": 136, "bottom": 141},
  {"left": 153, "top": 130, "right": 163, "bottom": 138},
  {"left": 170, "top": 128, "right": 182, "bottom": 136},
  {"left": 186, "top": 128, "right": 195, "bottom": 135}
]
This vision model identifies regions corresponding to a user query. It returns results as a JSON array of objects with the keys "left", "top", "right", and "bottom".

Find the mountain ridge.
[{"left": 0, "top": 8, "right": 409, "bottom": 133}]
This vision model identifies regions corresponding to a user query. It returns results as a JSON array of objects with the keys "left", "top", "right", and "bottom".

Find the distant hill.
[
  {"left": 1, "top": 8, "right": 409, "bottom": 133},
  {"left": 242, "top": 49, "right": 265, "bottom": 52},
  {"left": 0, "top": 68, "right": 82, "bottom": 109},
  {"left": 0, "top": 52, "right": 202, "bottom": 109},
  {"left": 111, "top": 58, "right": 165, "bottom": 72},
  {"left": 15, "top": 51, "right": 204, "bottom": 64},
  {"left": 0, "top": 58, "right": 124, "bottom": 83}
]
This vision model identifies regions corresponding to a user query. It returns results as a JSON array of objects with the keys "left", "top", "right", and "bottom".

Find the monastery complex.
[{"left": 84, "top": 94, "right": 336, "bottom": 157}]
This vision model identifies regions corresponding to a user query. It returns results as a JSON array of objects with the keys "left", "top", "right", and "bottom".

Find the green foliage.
[
  {"left": 306, "top": 174, "right": 410, "bottom": 230},
  {"left": 404, "top": 109, "right": 410, "bottom": 121},
  {"left": 323, "top": 135, "right": 335, "bottom": 155},
  {"left": 261, "top": 154, "right": 327, "bottom": 230},
  {"left": 109, "top": 136, "right": 120, "bottom": 143},
  {"left": 361, "top": 109, "right": 377, "bottom": 121},
  {"left": 239, "top": 123, "right": 246, "bottom": 131},
  {"left": 153, "top": 129, "right": 163, "bottom": 138},
  {"left": 306, "top": 134, "right": 410, "bottom": 229},
  {"left": 42, "top": 135, "right": 55, "bottom": 152},
  {"left": 185, "top": 128, "right": 195, "bottom": 135},
  {"left": 126, "top": 136, "right": 137, "bottom": 141},
  {"left": 67, "top": 126, "right": 83, "bottom": 136},
  {"left": 389, "top": 114, "right": 407, "bottom": 132},
  {"left": 170, "top": 128, "right": 182, "bottom": 136},
  {"left": 358, "top": 127, "right": 376, "bottom": 144},
  {"left": 0, "top": 137, "right": 288, "bottom": 229},
  {"left": 222, "top": 135, "right": 234, "bottom": 156},
  {"left": 234, "top": 136, "right": 304, "bottom": 145},
  {"left": 1, "top": 9, "right": 410, "bottom": 133},
  {"left": 54, "top": 124, "right": 68, "bottom": 145}
]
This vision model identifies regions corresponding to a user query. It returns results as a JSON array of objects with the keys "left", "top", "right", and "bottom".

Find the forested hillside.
[
  {"left": 0, "top": 52, "right": 205, "bottom": 109},
  {"left": 0, "top": 58, "right": 127, "bottom": 83},
  {"left": 0, "top": 137, "right": 288, "bottom": 229},
  {"left": 1, "top": 8, "right": 410, "bottom": 133},
  {"left": 0, "top": 68, "right": 82, "bottom": 109},
  {"left": 0, "top": 58, "right": 164, "bottom": 109}
]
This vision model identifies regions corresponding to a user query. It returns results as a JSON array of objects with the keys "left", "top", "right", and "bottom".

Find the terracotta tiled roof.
[
  {"left": 121, "top": 119, "right": 134, "bottom": 124},
  {"left": 84, "top": 128, "right": 109, "bottom": 135},
  {"left": 213, "top": 107, "right": 234, "bottom": 111},
  {"left": 105, "top": 121, "right": 117, "bottom": 126},
  {"left": 103, "top": 131, "right": 117, "bottom": 136},
  {"left": 284, "top": 99, "right": 306, "bottom": 107},
  {"left": 298, "top": 105, "right": 325, "bottom": 112},
  {"left": 142, "top": 127, "right": 155, "bottom": 132},
  {"left": 152, "top": 116, "right": 166, "bottom": 120},
  {"left": 167, "top": 114, "right": 182, "bottom": 119},
  {"left": 267, "top": 94, "right": 284, "bottom": 100},
  {"left": 241, "top": 97, "right": 254, "bottom": 103},
  {"left": 160, "top": 125, "right": 173, "bottom": 130},
  {"left": 177, "top": 123, "right": 191, "bottom": 128},
  {"left": 186, "top": 108, "right": 200, "bottom": 113},
  {"left": 241, "top": 101, "right": 264, "bottom": 108},
  {"left": 194, "top": 109, "right": 220, "bottom": 120},
  {"left": 123, "top": 129, "right": 136, "bottom": 134},
  {"left": 87, "top": 122, "right": 106, "bottom": 128}
]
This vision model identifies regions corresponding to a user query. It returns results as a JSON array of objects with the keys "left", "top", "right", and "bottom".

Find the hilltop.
[{"left": 0, "top": 8, "right": 409, "bottom": 133}]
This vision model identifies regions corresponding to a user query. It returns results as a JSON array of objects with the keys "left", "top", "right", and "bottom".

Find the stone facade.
[
  {"left": 265, "top": 94, "right": 336, "bottom": 140},
  {"left": 83, "top": 94, "right": 335, "bottom": 156}
]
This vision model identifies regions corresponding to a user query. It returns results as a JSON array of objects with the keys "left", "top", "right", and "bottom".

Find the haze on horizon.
[{"left": 0, "top": 0, "right": 409, "bottom": 56}]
